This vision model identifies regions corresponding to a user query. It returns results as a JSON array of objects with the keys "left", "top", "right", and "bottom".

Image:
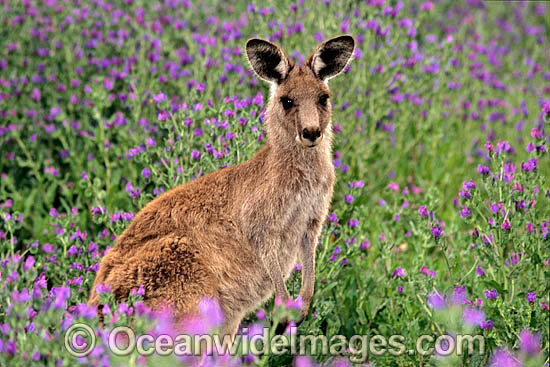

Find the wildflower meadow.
[{"left": 0, "top": 0, "right": 549, "bottom": 366}]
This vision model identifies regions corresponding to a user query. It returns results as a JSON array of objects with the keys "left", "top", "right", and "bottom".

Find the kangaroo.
[{"left": 88, "top": 35, "right": 355, "bottom": 340}]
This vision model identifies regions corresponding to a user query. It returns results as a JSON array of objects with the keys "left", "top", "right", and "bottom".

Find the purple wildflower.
[
  {"left": 519, "top": 330, "right": 540, "bottom": 356},
  {"left": 460, "top": 206, "right": 471, "bottom": 219},
  {"left": 392, "top": 267, "right": 405, "bottom": 277},
  {"left": 141, "top": 167, "right": 151, "bottom": 179},
  {"left": 427, "top": 292, "right": 446, "bottom": 310},
  {"left": 463, "top": 307, "right": 485, "bottom": 326},
  {"left": 485, "top": 289, "right": 498, "bottom": 299},
  {"left": 481, "top": 320, "right": 493, "bottom": 330},
  {"left": 418, "top": 205, "right": 428, "bottom": 217},
  {"left": 490, "top": 350, "right": 521, "bottom": 367},
  {"left": 431, "top": 226, "right": 442, "bottom": 239},
  {"left": 344, "top": 194, "right": 354, "bottom": 204}
]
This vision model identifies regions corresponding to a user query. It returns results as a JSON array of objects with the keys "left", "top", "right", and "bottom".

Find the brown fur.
[{"left": 88, "top": 35, "right": 355, "bottom": 339}]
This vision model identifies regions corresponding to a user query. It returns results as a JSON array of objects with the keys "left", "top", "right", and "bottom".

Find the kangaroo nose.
[{"left": 302, "top": 128, "right": 321, "bottom": 143}]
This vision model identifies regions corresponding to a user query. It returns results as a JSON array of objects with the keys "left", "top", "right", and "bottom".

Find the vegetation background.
[{"left": 0, "top": 0, "right": 549, "bottom": 366}]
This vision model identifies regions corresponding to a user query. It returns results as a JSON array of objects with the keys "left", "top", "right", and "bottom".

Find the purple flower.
[
  {"left": 12, "top": 288, "right": 31, "bottom": 304},
  {"left": 463, "top": 307, "right": 485, "bottom": 326},
  {"left": 475, "top": 266, "right": 485, "bottom": 276},
  {"left": 420, "top": 1, "right": 434, "bottom": 11},
  {"left": 130, "top": 284, "right": 145, "bottom": 297},
  {"left": 103, "top": 78, "right": 114, "bottom": 91},
  {"left": 460, "top": 206, "right": 471, "bottom": 219},
  {"left": 141, "top": 167, "right": 151, "bottom": 179},
  {"left": 485, "top": 288, "right": 498, "bottom": 299},
  {"left": 347, "top": 218, "right": 359, "bottom": 228},
  {"left": 418, "top": 205, "right": 428, "bottom": 217},
  {"left": 23, "top": 256, "right": 35, "bottom": 271},
  {"left": 352, "top": 180, "right": 364, "bottom": 188},
  {"left": 490, "top": 350, "right": 521, "bottom": 367},
  {"left": 329, "top": 246, "right": 341, "bottom": 262},
  {"left": 52, "top": 286, "right": 70, "bottom": 309},
  {"left": 452, "top": 286, "right": 467, "bottom": 305},
  {"left": 294, "top": 356, "right": 312, "bottom": 367},
  {"left": 392, "top": 267, "right": 405, "bottom": 277},
  {"left": 478, "top": 164, "right": 490, "bottom": 175},
  {"left": 527, "top": 292, "right": 536, "bottom": 304},
  {"left": 191, "top": 149, "right": 201, "bottom": 160},
  {"left": 496, "top": 140, "right": 511, "bottom": 154},
  {"left": 462, "top": 179, "right": 476, "bottom": 191},
  {"left": 481, "top": 320, "right": 493, "bottom": 330},
  {"left": 431, "top": 226, "right": 442, "bottom": 239},
  {"left": 31, "top": 88, "right": 41, "bottom": 101},
  {"left": 542, "top": 101, "right": 550, "bottom": 115},
  {"left": 153, "top": 92, "right": 166, "bottom": 103},
  {"left": 198, "top": 297, "right": 224, "bottom": 328},
  {"left": 67, "top": 245, "right": 77, "bottom": 257},
  {"left": 519, "top": 330, "right": 540, "bottom": 356},
  {"left": 344, "top": 194, "right": 354, "bottom": 204},
  {"left": 95, "top": 282, "right": 111, "bottom": 295},
  {"left": 501, "top": 219, "right": 511, "bottom": 231},
  {"left": 427, "top": 292, "right": 446, "bottom": 310},
  {"left": 521, "top": 157, "right": 538, "bottom": 172}
]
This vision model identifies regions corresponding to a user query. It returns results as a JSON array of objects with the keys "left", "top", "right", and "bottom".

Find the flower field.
[{"left": 0, "top": 0, "right": 549, "bottom": 366}]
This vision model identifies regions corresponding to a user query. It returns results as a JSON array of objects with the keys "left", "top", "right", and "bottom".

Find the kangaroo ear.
[
  {"left": 245, "top": 38, "right": 292, "bottom": 84},
  {"left": 308, "top": 35, "right": 355, "bottom": 81}
]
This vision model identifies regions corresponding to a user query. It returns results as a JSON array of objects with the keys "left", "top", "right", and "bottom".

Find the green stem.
[{"left": 14, "top": 135, "right": 49, "bottom": 206}]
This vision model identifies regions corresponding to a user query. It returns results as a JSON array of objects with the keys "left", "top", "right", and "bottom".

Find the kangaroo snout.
[{"left": 300, "top": 127, "right": 322, "bottom": 147}]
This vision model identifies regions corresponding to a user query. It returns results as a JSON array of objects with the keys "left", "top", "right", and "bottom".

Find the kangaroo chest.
[{"left": 276, "top": 165, "right": 334, "bottom": 272}]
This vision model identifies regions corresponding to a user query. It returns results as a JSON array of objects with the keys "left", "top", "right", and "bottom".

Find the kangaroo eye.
[
  {"left": 319, "top": 94, "right": 329, "bottom": 107},
  {"left": 280, "top": 97, "right": 294, "bottom": 110}
]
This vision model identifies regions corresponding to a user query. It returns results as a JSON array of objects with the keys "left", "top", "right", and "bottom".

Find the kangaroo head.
[{"left": 246, "top": 35, "right": 355, "bottom": 149}]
